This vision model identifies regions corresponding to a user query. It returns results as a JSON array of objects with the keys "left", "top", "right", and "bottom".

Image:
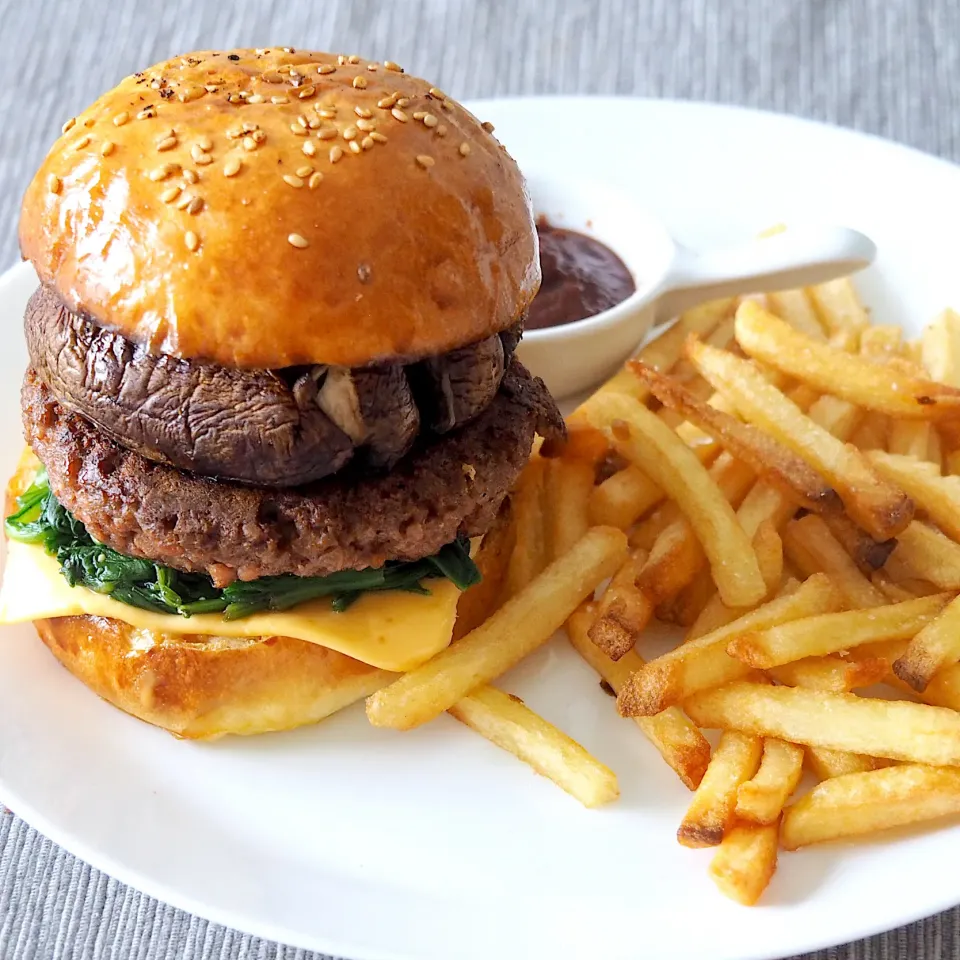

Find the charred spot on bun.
[{"left": 4, "top": 48, "right": 563, "bottom": 738}]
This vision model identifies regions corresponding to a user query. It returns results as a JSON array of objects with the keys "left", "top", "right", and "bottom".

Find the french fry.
[
  {"left": 678, "top": 731, "right": 762, "bottom": 847},
  {"left": 544, "top": 457, "right": 594, "bottom": 561},
  {"left": 726, "top": 594, "right": 951, "bottom": 669},
  {"left": 367, "top": 527, "right": 627, "bottom": 729},
  {"left": 636, "top": 454, "right": 755, "bottom": 603},
  {"left": 782, "top": 764, "right": 960, "bottom": 850},
  {"left": 589, "top": 465, "right": 662, "bottom": 529},
  {"left": 589, "top": 549, "right": 653, "bottom": 659},
  {"left": 666, "top": 574, "right": 717, "bottom": 629},
  {"left": 735, "top": 739, "right": 804, "bottom": 825},
  {"left": 589, "top": 395, "right": 765, "bottom": 606},
  {"left": 687, "top": 336, "right": 913, "bottom": 540},
  {"left": 859, "top": 324, "right": 904, "bottom": 360},
  {"left": 892, "top": 594, "right": 960, "bottom": 692},
  {"left": 684, "top": 681, "right": 960, "bottom": 766},
  {"left": 685, "top": 521, "right": 783, "bottom": 640},
  {"left": 503, "top": 457, "right": 547, "bottom": 599},
  {"left": 805, "top": 748, "right": 881, "bottom": 780},
  {"left": 568, "top": 605, "right": 711, "bottom": 790},
  {"left": 629, "top": 499, "right": 683, "bottom": 551},
  {"left": 888, "top": 419, "right": 934, "bottom": 460},
  {"left": 820, "top": 512, "right": 896, "bottom": 575},
  {"left": 453, "top": 502, "right": 516, "bottom": 641},
  {"left": 781, "top": 514, "right": 887, "bottom": 609},
  {"left": 922, "top": 308, "right": 960, "bottom": 387},
  {"left": 616, "top": 574, "right": 842, "bottom": 716},
  {"left": 808, "top": 276, "right": 870, "bottom": 341},
  {"left": 767, "top": 287, "right": 825, "bottom": 340},
  {"left": 872, "top": 573, "right": 921, "bottom": 603},
  {"left": 571, "top": 298, "right": 733, "bottom": 425},
  {"left": 868, "top": 450, "right": 960, "bottom": 542},
  {"left": 849, "top": 411, "right": 890, "bottom": 452},
  {"left": 539, "top": 422, "right": 609, "bottom": 463},
  {"left": 736, "top": 301, "right": 960, "bottom": 420},
  {"left": 890, "top": 521, "right": 960, "bottom": 589},
  {"left": 631, "top": 361, "right": 842, "bottom": 516},
  {"left": 708, "top": 820, "right": 780, "bottom": 906},
  {"left": 767, "top": 655, "right": 889, "bottom": 693},
  {"left": 448, "top": 685, "right": 619, "bottom": 808}
]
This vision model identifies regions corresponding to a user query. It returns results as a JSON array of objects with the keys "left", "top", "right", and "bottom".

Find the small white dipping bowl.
[{"left": 515, "top": 175, "right": 877, "bottom": 399}]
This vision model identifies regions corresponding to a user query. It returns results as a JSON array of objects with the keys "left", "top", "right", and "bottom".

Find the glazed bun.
[
  {"left": 19, "top": 49, "right": 539, "bottom": 369},
  {"left": 36, "top": 617, "right": 391, "bottom": 739}
]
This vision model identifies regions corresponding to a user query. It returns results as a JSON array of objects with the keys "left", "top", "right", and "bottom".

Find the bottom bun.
[{"left": 34, "top": 616, "right": 393, "bottom": 739}]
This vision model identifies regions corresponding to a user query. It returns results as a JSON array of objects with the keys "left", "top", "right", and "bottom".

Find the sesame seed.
[
  {"left": 355, "top": 106, "right": 372, "bottom": 119},
  {"left": 242, "top": 121, "right": 258, "bottom": 133},
  {"left": 392, "top": 108, "right": 409, "bottom": 123},
  {"left": 459, "top": 142, "right": 471, "bottom": 156},
  {"left": 343, "top": 126, "right": 358, "bottom": 141},
  {"left": 252, "top": 129, "right": 266, "bottom": 143},
  {"left": 187, "top": 196, "right": 204, "bottom": 215},
  {"left": 352, "top": 76, "right": 368, "bottom": 89},
  {"left": 329, "top": 145, "right": 343, "bottom": 163},
  {"left": 190, "top": 143, "right": 206, "bottom": 162},
  {"left": 205, "top": 84, "right": 219, "bottom": 93},
  {"left": 298, "top": 85, "right": 316, "bottom": 99},
  {"left": 182, "top": 168, "right": 199, "bottom": 184},
  {"left": 348, "top": 140, "right": 361, "bottom": 154},
  {"left": 289, "top": 124, "right": 308, "bottom": 137},
  {"left": 356, "top": 118, "right": 376, "bottom": 131},
  {"left": 317, "top": 108, "right": 337, "bottom": 119},
  {"left": 100, "top": 140, "right": 115, "bottom": 156},
  {"left": 308, "top": 172, "right": 323, "bottom": 188},
  {"left": 113, "top": 111, "right": 130, "bottom": 126},
  {"left": 242, "top": 136, "right": 257, "bottom": 151},
  {"left": 160, "top": 185, "right": 182, "bottom": 202},
  {"left": 262, "top": 70, "right": 283, "bottom": 84},
  {"left": 384, "top": 60, "right": 403, "bottom": 72},
  {"left": 413, "top": 111, "right": 426, "bottom": 120},
  {"left": 429, "top": 87, "right": 445, "bottom": 99},
  {"left": 227, "top": 126, "right": 243, "bottom": 139},
  {"left": 367, "top": 63, "right": 378, "bottom": 71},
  {"left": 318, "top": 64, "right": 336, "bottom": 75},
  {"left": 149, "top": 164, "right": 175, "bottom": 181},
  {"left": 370, "top": 131, "right": 388, "bottom": 143},
  {"left": 296, "top": 114, "right": 308, "bottom": 128},
  {"left": 247, "top": 93, "right": 264, "bottom": 104},
  {"left": 136, "top": 107, "right": 156, "bottom": 120},
  {"left": 296, "top": 165, "right": 313, "bottom": 177},
  {"left": 443, "top": 98, "right": 455, "bottom": 110},
  {"left": 176, "top": 193, "right": 193, "bottom": 210},
  {"left": 396, "top": 98, "right": 411, "bottom": 107},
  {"left": 482, "top": 121, "right": 495, "bottom": 132},
  {"left": 416, "top": 154, "right": 435, "bottom": 168},
  {"left": 61, "top": 118, "right": 76, "bottom": 134},
  {"left": 283, "top": 174, "right": 304, "bottom": 188},
  {"left": 47, "top": 174, "right": 62, "bottom": 194},
  {"left": 194, "top": 153, "right": 213, "bottom": 166},
  {"left": 348, "top": 54, "right": 360, "bottom": 64},
  {"left": 377, "top": 93, "right": 399, "bottom": 109},
  {"left": 423, "top": 113, "right": 438, "bottom": 127},
  {"left": 318, "top": 128, "right": 338, "bottom": 140},
  {"left": 223, "top": 156, "right": 242, "bottom": 177},
  {"left": 337, "top": 55, "right": 347, "bottom": 66},
  {"left": 361, "top": 136, "right": 374, "bottom": 150},
  {"left": 288, "top": 233, "right": 309, "bottom": 248},
  {"left": 73, "top": 135, "right": 91, "bottom": 151},
  {"left": 436, "top": 125, "right": 447, "bottom": 137},
  {"left": 196, "top": 135, "right": 213, "bottom": 152},
  {"left": 302, "top": 141, "right": 317, "bottom": 157},
  {"left": 184, "top": 231, "right": 200, "bottom": 252},
  {"left": 271, "top": 95, "right": 287, "bottom": 105}
]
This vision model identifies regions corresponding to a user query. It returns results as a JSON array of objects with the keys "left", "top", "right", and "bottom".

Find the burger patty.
[
  {"left": 25, "top": 285, "right": 523, "bottom": 488},
  {"left": 22, "top": 359, "right": 564, "bottom": 584}
]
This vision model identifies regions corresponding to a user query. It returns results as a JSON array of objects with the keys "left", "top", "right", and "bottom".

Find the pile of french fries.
[{"left": 365, "top": 260, "right": 960, "bottom": 906}]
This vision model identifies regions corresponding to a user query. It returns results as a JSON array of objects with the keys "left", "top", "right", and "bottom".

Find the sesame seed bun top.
[{"left": 18, "top": 49, "right": 539, "bottom": 369}]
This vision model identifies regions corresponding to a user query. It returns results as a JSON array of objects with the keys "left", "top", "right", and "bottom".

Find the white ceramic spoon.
[{"left": 517, "top": 175, "right": 876, "bottom": 398}]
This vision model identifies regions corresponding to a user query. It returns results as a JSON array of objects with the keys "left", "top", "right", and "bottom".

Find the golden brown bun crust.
[
  {"left": 35, "top": 617, "right": 393, "bottom": 739},
  {"left": 19, "top": 49, "right": 538, "bottom": 369}
]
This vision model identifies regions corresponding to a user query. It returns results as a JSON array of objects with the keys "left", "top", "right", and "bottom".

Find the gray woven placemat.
[{"left": 2, "top": 0, "right": 959, "bottom": 957}]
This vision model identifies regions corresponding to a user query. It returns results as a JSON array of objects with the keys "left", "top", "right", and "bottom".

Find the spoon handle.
[{"left": 654, "top": 226, "right": 876, "bottom": 322}]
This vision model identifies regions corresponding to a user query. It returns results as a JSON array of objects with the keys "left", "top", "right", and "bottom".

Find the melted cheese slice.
[{"left": 0, "top": 540, "right": 458, "bottom": 671}]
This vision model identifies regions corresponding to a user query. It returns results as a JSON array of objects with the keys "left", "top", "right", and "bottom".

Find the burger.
[{"left": 1, "top": 48, "right": 563, "bottom": 738}]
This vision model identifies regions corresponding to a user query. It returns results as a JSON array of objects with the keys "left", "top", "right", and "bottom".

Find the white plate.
[{"left": 3, "top": 98, "right": 960, "bottom": 960}]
